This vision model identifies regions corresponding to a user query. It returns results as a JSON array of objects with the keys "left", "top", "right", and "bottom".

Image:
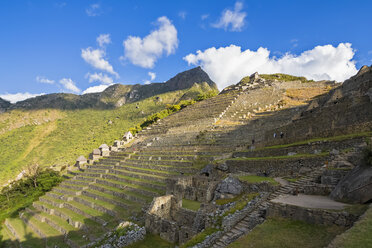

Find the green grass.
[
  {"left": 215, "top": 194, "right": 244, "bottom": 206},
  {"left": 238, "top": 175, "right": 279, "bottom": 185},
  {"left": 126, "top": 233, "right": 174, "bottom": 248},
  {"left": 0, "top": 84, "right": 212, "bottom": 186},
  {"left": 263, "top": 131, "right": 372, "bottom": 150},
  {"left": 222, "top": 193, "right": 259, "bottom": 217},
  {"left": 228, "top": 217, "right": 345, "bottom": 248},
  {"left": 182, "top": 199, "right": 201, "bottom": 211},
  {"left": 328, "top": 205, "right": 372, "bottom": 248},
  {"left": 180, "top": 228, "right": 220, "bottom": 248}
]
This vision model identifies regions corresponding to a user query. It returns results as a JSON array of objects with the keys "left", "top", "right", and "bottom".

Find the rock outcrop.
[
  {"left": 0, "top": 97, "right": 11, "bottom": 113},
  {"left": 330, "top": 165, "right": 372, "bottom": 203}
]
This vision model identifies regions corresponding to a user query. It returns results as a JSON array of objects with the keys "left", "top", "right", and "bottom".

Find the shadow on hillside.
[{"left": 0, "top": 201, "right": 145, "bottom": 248}]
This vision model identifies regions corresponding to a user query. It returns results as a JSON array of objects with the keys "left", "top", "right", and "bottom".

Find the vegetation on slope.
[
  {"left": 328, "top": 205, "right": 372, "bottom": 248},
  {"left": 0, "top": 83, "right": 215, "bottom": 186},
  {"left": 0, "top": 169, "right": 62, "bottom": 224},
  {"left": 228, "top": 217, "right": 345, "bottom": 248},
  {"left": 239, "top": 73, "right": 314, "bottom": 85}
]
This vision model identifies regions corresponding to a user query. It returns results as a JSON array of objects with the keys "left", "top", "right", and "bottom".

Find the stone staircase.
[
  {"left": 2, "top": 90, "right": 243, "bottom": 247},
  {"left": 210, "top": 169, "right": 326, "bottom": 248}
]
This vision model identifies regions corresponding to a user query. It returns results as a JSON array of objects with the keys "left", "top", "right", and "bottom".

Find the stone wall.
[
  {"left": 166, "top": 175, "right": 219, "bottom": 203},
  {"left": 267, "top": 202, "right": 358, "bottom": 227},
  {"left": 226, "top": 156, "right": 328, "bottom": 177},
  {"left": 233, "top": 137, "right": 365, "bottom": 158},
  {"left": 301, "top": 183, "right": 334, "bottom": 195}
]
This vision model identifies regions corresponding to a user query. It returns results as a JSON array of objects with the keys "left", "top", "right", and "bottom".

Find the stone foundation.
[{"left": 267, "top": 202, "right": 358, "bottom": 227}]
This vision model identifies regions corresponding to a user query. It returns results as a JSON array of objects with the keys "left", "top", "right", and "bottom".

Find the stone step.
[
  {"left": 81, "top": 189, "right": 139, "bottom": 210},
  {"left": 123, "top": 158, "right": 194, "bottom": 167},
  {"left": 102, "top": 173, "right": 165, "bottom": 191},
  {"left": 109, "top": 168, "right": 167, "bottom": 183},
  {"left": 19, "top": 211, "right": 70, "bottom": 247},
  {"left": 4, "top": 218, "right": 46, "bottom": 247},
  {"left": 115, "top": 163, "right": 196, "bottom": 174},
  {"left": 117, "top": 165, "right": 180, "bottom": 177},
  {"left": 95, "top": 178, "right": 162, "bottom": 197},
  {"left": 89, "top": 183, "right": 151, "bottom": 204}
]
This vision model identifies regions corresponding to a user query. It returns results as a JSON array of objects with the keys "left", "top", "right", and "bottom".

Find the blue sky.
[{"left": 0, "top": 0, "right": 371, "bottom": 102}]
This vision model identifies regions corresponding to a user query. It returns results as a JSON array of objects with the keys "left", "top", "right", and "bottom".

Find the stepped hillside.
[
  {"left": 0, "top": 67, "right": 217, "bottom": 186},
  {"left": 6, "top": 67, "right": 217, "bottom": 110},
  {"left": 1, "top": 66, "right": 371, "bottom": 248}
]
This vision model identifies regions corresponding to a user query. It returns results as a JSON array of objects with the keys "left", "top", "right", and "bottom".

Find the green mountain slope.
[{"left": 0, "top": 67, "right": 217, "bottom": 186}]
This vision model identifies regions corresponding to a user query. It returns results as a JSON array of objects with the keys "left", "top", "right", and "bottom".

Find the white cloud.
[
  {"left": 36, "top": 76, "right": 55, "bottom": 84},
  {"left": 82, "top": 84, "right": 112, "bottom": 94},
  {"left": 86, "top": 72, "right": 113, "bottom": 85},
  {"left": 59, "top": 78, "right": 80, "bottom": 93},
  {"left": 97, "top": 34, "right": 111, "bottom": 48},
  {"left": 184, "top": 43, "right": 358, "bottom": 90},
  {"left": 123, "top": 16, "right": 178, "bottom": 68},
  {"left": 179, "top": 11, "right": 187, "bottom": 19},
  {"left": 148, "top": 72, "right": 156, "bottom": 81},
  {"left": 81, "top": 47, "right": 118, "bottom": 77},
  {"left": 0, "top": 92, "right": 45, "bottom": 103},
  {"left": 86, "top": 3, "right": 101, "bottom": 17},
  {"left": 212, "top": 2, "right": 246, "bottom": 32},
  {"left": 144, "top": 71, "right": 156, "bottom": 85}
]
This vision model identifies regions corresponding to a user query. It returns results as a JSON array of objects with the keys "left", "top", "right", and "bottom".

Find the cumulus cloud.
[
  {"left": 123, "top": 16, "right": 178, "bottom": 68},
  {"left": 81, "top": 47, "right": 118, "bottom": 77},
  {"left": 144, "top": 71, "right": 156, "bottom": 85},
  {"left": 86, "top": 72, "right": 113, "bottom": 85},
  {"left": 36, "top": 76, "right": 55, "bottom": 84},
  {"left": 59, "top": 78, "right": 80, "bottom": 93},
  {"left": 97, "top": 34, "right": 111, "bottom": 48},
  {"left": 86, "top": 3, "right": 101, "bottom": 17},
  {"left": 82, "top": 84, "right": 112, "bottom": 94},
  {"left": 212, "top": 2, "right": 246, "bottom": 31},
  {"left": 148, "top": 72, "right": 156, "bottom": 81},
  {"left": 184, "top": 43, "right": 358, "bottom": 90},
  {"left": 0, "top": 92, "right": 45, "bottom": 103}
]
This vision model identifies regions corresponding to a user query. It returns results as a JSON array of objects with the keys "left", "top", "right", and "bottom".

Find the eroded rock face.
[
  {"left": 214, "top": 177, "right": 242, "bottom": 199},
  {"left": 330, "top": 166, "right": 372, "bottom": 203}
]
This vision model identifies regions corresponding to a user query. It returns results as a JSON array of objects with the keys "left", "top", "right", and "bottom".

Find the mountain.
[
  {"left": 8, "top": 67, "right": 217, "bottom": 110},
  {"left": 0, "top": 98, "right": 11, "bottom": 113},
  {"left": 0, "top": 67, "right": 217, "bottom": 186}
]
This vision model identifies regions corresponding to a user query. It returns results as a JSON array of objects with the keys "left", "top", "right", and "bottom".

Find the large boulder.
[
  {"left": 214, "top": 176, "right": 242, "bottom": 200},
  {"left": 330, "top": 166, "right": 372, "bottom": 203}
]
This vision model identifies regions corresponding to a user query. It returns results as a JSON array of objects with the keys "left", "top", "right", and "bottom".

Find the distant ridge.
[
  {"left": 0, "top": 97, "right": 11, "bottom": 113},
  {"left": 5, "top": 67, "right": 217, "bottom": 111}
]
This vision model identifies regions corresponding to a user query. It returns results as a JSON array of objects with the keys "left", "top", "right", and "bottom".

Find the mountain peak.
[{"left": 164, "top": 66, "right": 217, "bottom": 91}]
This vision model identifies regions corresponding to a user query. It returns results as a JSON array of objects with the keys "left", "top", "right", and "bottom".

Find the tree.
[{"left": 25, "top": 163, "right": 42, "bottom": 188}]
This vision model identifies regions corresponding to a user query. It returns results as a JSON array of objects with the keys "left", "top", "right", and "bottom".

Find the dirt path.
[{"left": 16, "top": 121, "right": 57, "bottom": 162}]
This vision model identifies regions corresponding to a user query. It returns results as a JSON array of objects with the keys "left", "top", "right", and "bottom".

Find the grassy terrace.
[
  {"left": 263, "top": 131, "right": 372, "bottom": 150},
  {"left": 238, "top": 175, "right": 279, "bottom": 185},
  {"left": 229, "top": 152, "right": 329, "bottom": 160},
  {"left": 0, "top": 83, "right": 212, "bottom": 186},
  {"left": 229, "top": 217, "right": 345, "bottom": 248},
  {"left": 182, "top": 199, "right": 201, "bottom": 211},
  {"left": 328, "top": 205, "right": 372, "bottom": 247}
]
